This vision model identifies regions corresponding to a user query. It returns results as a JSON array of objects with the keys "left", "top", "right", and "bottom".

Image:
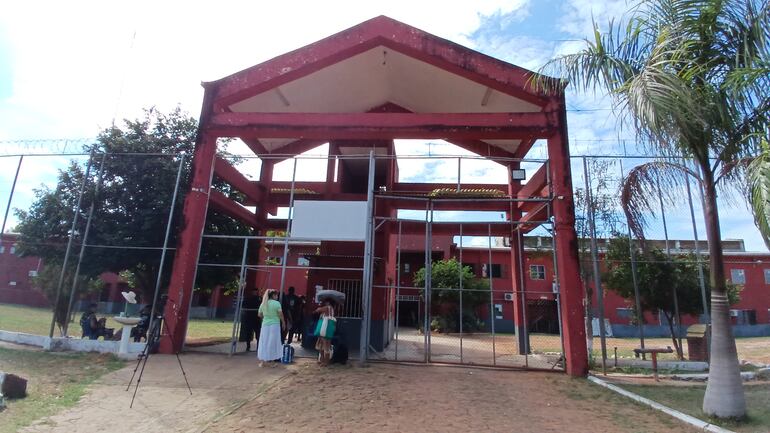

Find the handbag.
[{"left": 314, "top": 306, "right": 336, "bottom": 338}]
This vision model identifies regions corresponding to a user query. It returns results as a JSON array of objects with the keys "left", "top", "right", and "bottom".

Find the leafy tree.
[
  {"left": 538, "top": 0, "right": 768, "bottom": 417},
  {"left": 31, "top": 263, "right": 102, "bottom": 335},
  {"left": 573, "top": 158, "right": 623, "bottom": 356},
  {"left": 414, "top": 258, "right": 490, "bottom": 332},
  {"left": 602, "top": 236, "right": 740, "bottom": 359},
  {"left": 15, "top": 108, "right": 252, "bottom": 317}
]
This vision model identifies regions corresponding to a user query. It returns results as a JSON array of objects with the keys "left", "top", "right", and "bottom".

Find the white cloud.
[
  {"left": 0, "top": 0, "right": 529, "bottom": 141},
  {"left": 557, "top": 0, "right": 632, "bottom": 37}
]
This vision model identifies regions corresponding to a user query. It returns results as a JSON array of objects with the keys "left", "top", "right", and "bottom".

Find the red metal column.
[
  {"left": 547, "top": 101, "right": 589, "bottom": 376},
  {"left": 160, "top": 133, "right": 217, "bottom": 353}
]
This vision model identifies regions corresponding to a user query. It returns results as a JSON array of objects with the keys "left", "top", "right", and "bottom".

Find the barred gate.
[
  {"left": 377, "top": 220, "right": 565, "bottom": 370},
  {"left": 327, "top": 279, "right": 363, "bottom": 318}
]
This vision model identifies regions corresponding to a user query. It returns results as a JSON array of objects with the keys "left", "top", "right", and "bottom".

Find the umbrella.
[{"left": 316, "top": 289, "right": 346, "bottom": 303}]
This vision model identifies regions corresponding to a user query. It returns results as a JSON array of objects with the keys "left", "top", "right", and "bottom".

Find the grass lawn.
[
  {"left": 0, "top": 346, "right": 125, "bottom": 433},
  {"left": 0, "top": 303, "right": 234, "bottom": 342},
  {"left": 618, "top": 383, "right": 770, "bottom": 433},
  {"left": 2, "top": 303, "right": 770, "bottom": 361}
]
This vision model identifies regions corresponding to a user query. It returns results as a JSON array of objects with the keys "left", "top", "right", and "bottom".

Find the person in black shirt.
[
  {"left": 282, "top": 287, "right": 303, "bottom": 343},
  {"left": 239, "top": 289, "right": 262, "bottom": 351}
]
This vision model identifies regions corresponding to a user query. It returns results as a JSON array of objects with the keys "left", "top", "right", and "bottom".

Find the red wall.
[{"left": 0, "top": 235, "right": 48, "bottom": 307}]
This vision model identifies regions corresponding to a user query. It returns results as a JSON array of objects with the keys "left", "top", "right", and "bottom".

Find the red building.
[
  {"left": 254, "top": 235, "right": 770, "bottom": 336},
  {"left": 0, "top": 233, "right": 47, "bottom": 307},
  {"left": 0, "top": 233, "right": 130, "bottom": 312}
]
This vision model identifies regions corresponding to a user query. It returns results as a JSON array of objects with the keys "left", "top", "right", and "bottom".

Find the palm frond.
[
  {"left": 747, "top": 142, "right": 770, "bottom": 249},
  {"left": 620, "top": 161, "right": 700, "bottom": 239}
]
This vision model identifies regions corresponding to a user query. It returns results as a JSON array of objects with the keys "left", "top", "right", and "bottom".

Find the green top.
[{"left": 259, "top": 299, "right": 282, "bottom": 326}]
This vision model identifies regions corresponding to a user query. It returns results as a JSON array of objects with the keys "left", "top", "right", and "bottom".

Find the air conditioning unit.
[
  {"left": 729, "top": 309, "right": 739, "bottom": 317},
  {"left": 503, "top": 293, "right": 514, "bottom": 301}
]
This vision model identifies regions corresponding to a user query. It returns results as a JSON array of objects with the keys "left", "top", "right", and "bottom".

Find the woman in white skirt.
[{"left": 257, "top": 289, "right": 285, "bottom": 367}]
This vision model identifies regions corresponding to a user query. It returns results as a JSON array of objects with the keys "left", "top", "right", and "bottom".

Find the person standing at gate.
[
  {"left": 239, "top": 288, "right": 261, "bottom": 352},
  {"left": 283, "top": 286, "right": 302, "bottom": 343},
  {"left": 257, "top": 289, "right": 285, "bottom": 367}
]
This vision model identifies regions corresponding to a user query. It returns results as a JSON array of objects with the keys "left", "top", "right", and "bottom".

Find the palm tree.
[
  {"left": 748, "top": 141, "right": 770, "bottom": 248},
  {"left": 536, "top": 0, "right": 769, "bottom": 418}
]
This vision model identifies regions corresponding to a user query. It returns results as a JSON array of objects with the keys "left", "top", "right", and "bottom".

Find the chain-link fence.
[{"left": 1, "top": 146, "right": 767, "bottom": 368}]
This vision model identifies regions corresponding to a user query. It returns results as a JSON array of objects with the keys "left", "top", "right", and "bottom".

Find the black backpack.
[{"left": 330, "top": 343, "right": 348, "bottom": 364}]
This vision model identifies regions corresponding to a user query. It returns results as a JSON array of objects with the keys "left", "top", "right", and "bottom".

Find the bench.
[{"left": 633, "top": 347, "right": 674, "bottom": 381}]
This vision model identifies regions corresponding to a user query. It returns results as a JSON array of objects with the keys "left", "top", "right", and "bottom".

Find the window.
[
  {"left": 9, "top": 281, "right": 16, "bottom": 286},
  {"left": 402, "top": 263, "right": 410, "bottom": 274},
  {"left": 764, "top": 269, "right": 770, "bottom": 285},
  {"left": 0, "top": 246, "right": 4, "bottom": 254},
  {"left": 10, "top": 244, "right": 16, "bottom": 254},
  {"left": 616, "top": 308, "right": 633, "bottom": 319},
  {"left": 730, "top": 269, "right": 746, "bottom": 285},
  {"left": 267, "top": 256, "right": 283, "bottom": 265},
  {"left": 494, "top": 304, "right": 504, "bottom": 319},
  {"left": 297, "top": 257, "right": 310, "bottom": 267},
  {"left": 482, "top": 263, "right": 502, "bottom": 278},
  {"left": 28, "top": 270, "right": 38, "bottom": 277},
  {"left": 529, "top": 265, "right": 546, "bottom": 280}
]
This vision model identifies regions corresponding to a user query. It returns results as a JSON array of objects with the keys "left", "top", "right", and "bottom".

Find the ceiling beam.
[
  {"left": 208, "top": 190, "right": 259, "bottom": 227},
  {"left": 240, "top": 137, "right": 268, "bottom": 155},
  {"left": 517, "top": 164, "right": 548, "bottom": 207},
  {"left": 206, "top": 112, "right": 557, "bottom": 140},
  {"left": 518, "top": 203, "right": 550, "bottom": 233},
  {"left": 213, "top": 156, "right": 263, "bottom": 202}
]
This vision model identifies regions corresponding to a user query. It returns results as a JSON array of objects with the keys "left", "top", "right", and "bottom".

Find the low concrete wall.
[
  {"left": 0, "top": 330, "right": 144, "bottom": 358},
  {"left": 611, "top": 324, "right": 770, "bottom": 338},
  {"left": 614, "top": 358, "right": 709, "bottom": 371}
]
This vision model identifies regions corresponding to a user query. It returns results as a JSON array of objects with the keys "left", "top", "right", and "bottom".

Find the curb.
[{"left": 587, "top": 375, "right": 735, "bottom": 433}]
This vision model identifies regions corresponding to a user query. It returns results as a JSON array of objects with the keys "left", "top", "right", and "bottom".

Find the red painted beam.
[
  {"left": 546, "top": 99, "right": 588, "bottom": 377},
  {"left": 391, "top": 183, "right": 508, "bottom": 194},
  {"left": 517, "top": 164, "right": 548, "bottom": 206},
  {"left": 265, "top": 138, "right": 329, "bottom": 162},
  {"left": 513, "top": 138, "right": 537, "bottom": 159},
  {"left": 519, "top": 202, "right": 550, "bottom": 233},
  {"left": 205, "top": 112, "right": 557, "bottom": 140},
  {"left": 213, "top": 157, "right": 263, "bottom": 202},
  {"left": 445, "top": 138, "right": 519, "bottom": 160},
  {"left": 208, "top": 189, "right": 259, "bottom": 227},
  {"left": 240, "top": 137, "right": 268, "bottom": 155},
  {"left": 263, "top": 218, "right": 512, "bottom": 236},
  {"left": 161, "top": 132, "right": 217, "bottom": 354}
]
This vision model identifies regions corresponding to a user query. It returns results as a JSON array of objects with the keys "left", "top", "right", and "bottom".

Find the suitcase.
[{"left": 281, "top": 344, "right": 295, "bottom": 364}]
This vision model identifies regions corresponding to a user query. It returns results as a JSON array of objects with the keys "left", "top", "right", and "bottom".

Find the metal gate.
[{"left": 377, "top": 217, "right": 565, "bottom": 370}]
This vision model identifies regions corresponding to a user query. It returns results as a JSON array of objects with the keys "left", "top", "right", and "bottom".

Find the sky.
[{"left": 0, "top": 0, "right": 766, "bottom": 251}]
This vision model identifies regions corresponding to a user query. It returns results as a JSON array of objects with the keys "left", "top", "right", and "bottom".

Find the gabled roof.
[{"left": 201, "top": 15, "right": 564, "bottom": 156}]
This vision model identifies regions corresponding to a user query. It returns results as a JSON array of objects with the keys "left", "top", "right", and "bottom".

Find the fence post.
[
  {"left": 48, "top": 151, "right": 95, "bottom": 338},
  {"left": 584, "top": 156, "right": 607, "bottom": 373}
]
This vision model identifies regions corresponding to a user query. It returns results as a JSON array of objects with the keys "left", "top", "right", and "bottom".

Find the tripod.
[{"left": 125, "top": 309, "right": 192, "bottom": 408}]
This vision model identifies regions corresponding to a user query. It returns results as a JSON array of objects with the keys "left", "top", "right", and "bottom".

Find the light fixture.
[{"left": 511, "top": 169, "right": 526, "bottom": 181}]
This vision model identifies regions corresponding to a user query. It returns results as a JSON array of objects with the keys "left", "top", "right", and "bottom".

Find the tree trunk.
[
  {"left": 700, "top": 167, "right": 746, "bottom": 418},
  {"left": 664, "top": 311, "right": 682, "bottom": 360},
  {"left": 584, "top": 280, "right": 594, "bottom": 359}
]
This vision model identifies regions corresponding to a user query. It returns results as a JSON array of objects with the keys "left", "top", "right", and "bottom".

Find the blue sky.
[{"left": 0, "top": 0, "right": 765, "bottom": 251}]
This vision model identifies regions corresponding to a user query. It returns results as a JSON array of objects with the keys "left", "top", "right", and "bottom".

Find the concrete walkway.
[{"left": 21, "top": 352, "right": 290, "bottom": 433}]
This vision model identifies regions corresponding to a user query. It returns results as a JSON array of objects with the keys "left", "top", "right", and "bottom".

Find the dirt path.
[
  {"left": 207, "top": 362, "right": 697, "bottom": 433},
  {"left": 20, "top": 352, "right": 289, "bottom": 433}
]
